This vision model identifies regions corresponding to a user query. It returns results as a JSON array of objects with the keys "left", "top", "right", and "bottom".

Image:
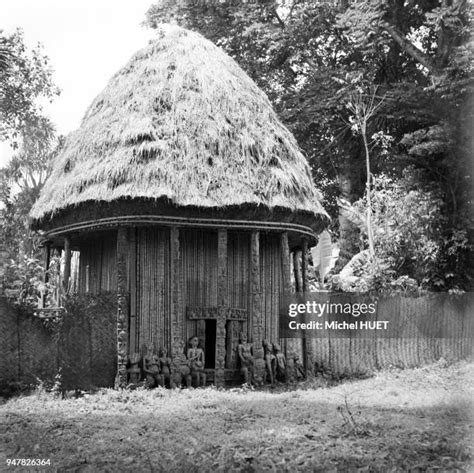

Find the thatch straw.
[{"left": 31, "top": 25, "right": 328, "bottom": 226}]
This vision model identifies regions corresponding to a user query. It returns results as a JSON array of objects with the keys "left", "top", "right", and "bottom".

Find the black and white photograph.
[{"left": 0, "top": 1, "right": 472, "bottom": 471}]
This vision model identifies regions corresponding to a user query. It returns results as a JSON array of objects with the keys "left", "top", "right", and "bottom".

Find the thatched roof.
[{"left": 31, "top": 25, "right": 328, "bottom": 227}]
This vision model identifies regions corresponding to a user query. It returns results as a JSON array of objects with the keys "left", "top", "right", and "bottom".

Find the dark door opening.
[{"left": 204, "top": 319, "right": 216, "bottom": 369}]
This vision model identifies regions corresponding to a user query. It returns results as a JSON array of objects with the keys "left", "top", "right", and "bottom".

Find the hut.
[{"left": 31, "top": 25, "right": 329, "bottom": 387}]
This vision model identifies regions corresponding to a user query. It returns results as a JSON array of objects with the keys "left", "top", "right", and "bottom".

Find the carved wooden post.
[
  {"left": 41, "top": 243, "right": 50, "bottom": 307},
  {"left": 281, "top": 232, "right": 300, "bottom": 360},
  {"left": 215, "top": 229, "right": 228, "bottom": 386},
  {"left": 129, "top": 228, "right": 137, "bottom": 355},
  {"left": 115, "top": 227, "right": 129, "bottom": 389},
  {"left": 170, "top": 227, "right": 182, "bottom": 358},
  {"left": 250, "top": 231, "right": 262, "bottom": 347},
  {"left": 280, "top": 232, "right": 291, "bottom": 293},
  {"left": 43, "top": 243, "right": 50, "bottom": 280},
  {"left": 302, "top": 239, "right": 308, "bottom": 293},
  {"left": 293, "top": 250, "right": 303, "bottom": 292},
  {"left": 62, "top": 236, "right": 71, "bottom": 293},
  {"left": 301, "top": 238, "right": 312, "bottom": 375}
]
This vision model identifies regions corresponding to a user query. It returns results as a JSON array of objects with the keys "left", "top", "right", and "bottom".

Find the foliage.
[
  {"left": 0, "top": 120, "right": 62, "bottom": 308},
  {"left": 0, "top": 32, "right": 61, "bottom": 306},
  {"left": 310, "top": 230, "right": 339, "bottom": 288},
  {"left": 335, "top": 172, "right": 471, "bottom": 291},
  {"left": 3, "top": 235, "right": 59, "bottom": 309},
  {"left": 144, "top": 0, "right": 473, "bottom": 290},
  {"left": 0, "top": 28, "right": 60, "bottom": 145}
]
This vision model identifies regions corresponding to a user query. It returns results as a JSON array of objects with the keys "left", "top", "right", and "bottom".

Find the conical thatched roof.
[{"left": 31, "top": 25, "right": 328, "bottom": 229}]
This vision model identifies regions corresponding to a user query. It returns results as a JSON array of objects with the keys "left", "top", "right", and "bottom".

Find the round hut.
[{"left": 31, "top": 25, "right": 329, "bottom": 387}]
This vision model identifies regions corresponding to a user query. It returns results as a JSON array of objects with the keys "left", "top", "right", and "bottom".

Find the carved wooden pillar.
[
  {"left": 281, "top": 232, "right": 300, "bottom": 359},
  {"left": 302, "top": 239, "right": 308, "bottom": 292},
  {"left": 280, "top": 232, "right": 291, "bottom": 292},
  {"left": 293, "top": 250, "right": 302, "bottom": 292},
  {"left": 301, "top": 238, "right": 312, "bottom": 375},
  {"left": 62, "top": 236, "right": 71, "bottom": 293},
  {"left": 115, "top": 227, "right": 129, "bottom": 389},
  {"left": 170, "top": 227, "right": 182, "bottom": 358},
  {"left": 215, "top": 229, "right": 228, "bottom": 387},
  {"left": 43, "top": 243, "right": 50, "bottom": 280},
  {"left": 250, "top": 231, "right": 262, "bottom": 346},
  {"left": 40, "top": 243, "right": 50, "bottom": 308},
  {"left": 129, "top": 228, "right": 137, "bottom": 355}
]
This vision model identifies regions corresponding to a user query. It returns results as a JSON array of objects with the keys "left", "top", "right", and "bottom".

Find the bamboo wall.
[
  {"left": 132, "top": 228, "right": 171, "bottom": 354},
  {"left": 181, "top": 229, "right": 218, "bottom": 347},
  {"left": 77, "top": 233, "right": 117, "bottom": 293},
  {"left": 260, "top": 233, "right": 282, "bottom": 343},
  {"left": 73, "top": 227, "right": 286, "bottom": 372}
]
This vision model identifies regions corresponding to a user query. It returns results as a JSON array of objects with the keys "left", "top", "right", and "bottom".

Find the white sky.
[{"left": 0, "top": 0, "right": 157, "bottom": 167}]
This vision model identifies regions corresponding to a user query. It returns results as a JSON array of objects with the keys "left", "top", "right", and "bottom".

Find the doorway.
[{"left": 204, "top": 319, "right": 216, "bottom": 368}]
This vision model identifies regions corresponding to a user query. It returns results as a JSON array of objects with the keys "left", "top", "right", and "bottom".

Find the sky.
[{"left": 0, "top": 0, "right": 157, "bottom": 167}]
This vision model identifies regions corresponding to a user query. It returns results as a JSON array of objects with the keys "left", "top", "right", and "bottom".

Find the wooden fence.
[
  {"left": 305, "top": 294, "right": 473, "bottom": 375},
  {"left": 0, "top": 294, "right": 117, "bottom": 395}
]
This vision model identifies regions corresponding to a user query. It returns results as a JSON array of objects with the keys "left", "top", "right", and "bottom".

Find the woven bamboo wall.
[
  {"left": 132, "top": 228, "right": 171, "bottom": 354},
  {"left": 181, "top": 229, "right": 218, "bottom": 345},
  {"left": 0, "top": 294, "right": 117, "bottom": 394},
  {"left": 77, "top": 233, "right": 117, "bottom": 294},
  {"left": 260, "top": 233, "right": 282, "bottom": 343},
  {"left": 307, "top": 294, "right": 474, "bottom": 375},
  {"left": 124, "top": 228, "right": 285, "bottom": 369}
]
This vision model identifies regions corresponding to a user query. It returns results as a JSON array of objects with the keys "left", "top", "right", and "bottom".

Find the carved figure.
[
  {"left": 187, "top": 336, "right": 206, "bottom": 387},
  {"left": 237, "top": 332, "right": 254, "bottom": 384},
  {"left": 273, "top": 342, "right": 287, "bottom": 382},
  {"left": 170, "top": 340, "right": 192, "bottom": 388},
  {"left": 253, "top": 347, "right": 266, "bottom": 387},
  {"left": 159, "top": 347, "right": 172, "bottom": 388},
  {"left": 143, "top": 345, "right": 163, "bottom": 388},
  {"left": 263, "top": 339, "right": 276, "bottom": 386},
  {"left": 127, "top": 353, "right": 142, "bottom": 385},
  {"left": 286, "top": 353, "right": 297, "bottom": 383},
  {"left": 293, "top": 353, "right": 306, "bottom": 380}
]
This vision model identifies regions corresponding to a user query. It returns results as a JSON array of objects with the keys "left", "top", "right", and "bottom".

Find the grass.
[{"left": 1, "top": 360, "right": 472, "bottom": 472}]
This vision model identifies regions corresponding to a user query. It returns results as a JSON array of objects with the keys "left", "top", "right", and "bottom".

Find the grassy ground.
[{"left": 1, "top": 360, "right": 472, "bottom": 472}]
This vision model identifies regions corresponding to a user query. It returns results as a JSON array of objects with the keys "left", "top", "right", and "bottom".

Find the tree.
[
  {"left": 0, "top": 28, "right": 59, "bottom": 145},
  {"left": 345, "top": 87, "right": 386, "bottom": 259},
  {"left": 144, "top": 0, "right": 473, "bottom": 289},
  {"left": 336, "top": 172, "right": 470, "bottom": 291},
  {"left": 0, "top": 30, "right": 61, "bottom": 305}
]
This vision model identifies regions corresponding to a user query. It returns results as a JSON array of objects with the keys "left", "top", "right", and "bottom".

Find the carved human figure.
[
  {"left": 263, "top": 339, "right": 276, "bottom": 386},
  {"left": 285, "top": 352, "right": 297, "bottom": 383},
  {"left": 143, "top": 345, "right": 163, "bottom": 388},
  {"left": 170, "top": 340, "right": 192, "bottom": 388},
  {"left": 187, "top": 336, "right": 206, "bottom": 387},
  {"left": 293, "top": 353, "right": 306, "bottom": 380},
  {"left": 159, "top": 347, "right": 172, "bottom": 388},
  {"left": 273, "top": 342, "right": 287, "bottom": 382},
  {"left": 237, "top": 332, "right": 254, "bottom": 385},
  {"left": 253, "top": 347, "right": 266, "bottom": 387},
  {"left": 127, "top": 353, "right": 142, "bottom": 385}
]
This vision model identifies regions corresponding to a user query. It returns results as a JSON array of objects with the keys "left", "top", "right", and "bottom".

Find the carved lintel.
[
  {"left": 34, "top": 307, "right": 66, "bottom": 319},
  {"left": 186, "top": 306, "right": 247, "bottom": 320}
]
